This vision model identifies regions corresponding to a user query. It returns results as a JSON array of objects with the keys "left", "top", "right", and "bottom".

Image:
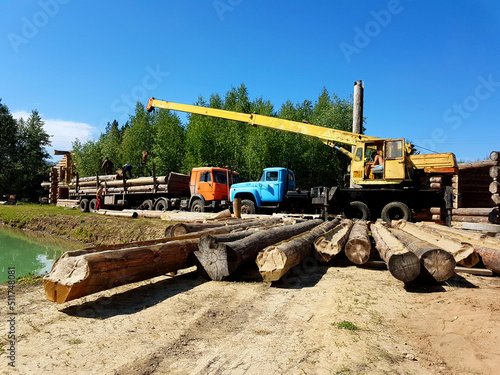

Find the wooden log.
[
  {"left": 370, "top": 221, "right": 420, "bottom": 282},
  {"left": 255, "top": 219, "right": 340, "bottom": 281},
  {"left": 416, "top": 222, "right": 500, "bottom": 273},
  {"left": 450, "top": 215, "right": 490, "bottom": 223},
  {"left": 207, "top": 209, "right": 232, "bottom": 221},
  {"left": 490, "top": 151, "right": 500, "bottom": 162},
  {"left": 391, "top": 220, "right": 479, "bottom": 267},
  {"left": 344, "top": 220, "right": 371, "bottom": 265},
  {"left": 431, "top": 214, "right": 443, "bottom": 222},
  {"left": 430, "top": 182, "right": 442, "bottom": 189},
  {"left": 452, "top": 207, "right": 492, "bottom": 216},
  {"left": 313, "top": 219, "right": 353, "bottom": 263},
  {"left": 164, "top": 217, "right": 283, "bottom": 238},
  {"left": 458, "top": 159, "right": 498, "bottom": 170},
  {"left": 493, "top": 194, "right": 500, "bottom": 206},
  {"left": 233, "top": 198, "right": 241, "bottom": 219},
  {"left": 489, "top": 181, "right": 500, "bottom": 194},
  {"left": 194, "top": 219, "right": 324, "bottom": 280},
  {"left": 490, "top": 166, "right": 500, "bottom": 180},
  {"left": 454, "top": 266, "right": 494, "bottom": 277},
  {"left": 430, "top": 207, "right": 443, "bottom": 215},
  {"left": 43, "top": 230, "right": 259, "bottom": 303},
  {"left": 95, "top": 210, "right": 138, "bottom": 218},
  {"left": 429, "top": 176, "right": 443, "bottom": 184},
  {"left": 388, "top": 228, "right": 456, "bottom": 282}
]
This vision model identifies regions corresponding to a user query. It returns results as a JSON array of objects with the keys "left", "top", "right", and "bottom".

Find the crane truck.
[{"left": 146, "top": 97, "right": 457, "bottom": 222}]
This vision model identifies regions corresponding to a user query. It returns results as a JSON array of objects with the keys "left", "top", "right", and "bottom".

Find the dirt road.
[{"left": 2, "top": 259, "right": 500, "bottom": 375}]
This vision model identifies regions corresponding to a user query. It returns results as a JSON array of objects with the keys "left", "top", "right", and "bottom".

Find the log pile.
[
  {"left": 44, "top": 216, "right": 500, "bottom": 304},
  {"left": 67, "top": 172, "right": 190, "bottom": 198}
]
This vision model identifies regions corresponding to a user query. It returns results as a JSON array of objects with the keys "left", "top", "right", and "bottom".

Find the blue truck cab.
[{"left": 230, "top": 168, "right": 296, "bottom": 212}]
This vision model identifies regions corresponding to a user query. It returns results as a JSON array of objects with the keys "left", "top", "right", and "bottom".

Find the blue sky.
[{"left": 1, "top": 0, "right": 499, "bottom": 162}]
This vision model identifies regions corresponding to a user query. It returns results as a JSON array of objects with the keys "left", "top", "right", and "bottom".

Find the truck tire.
[
  {"left": 79, "top": 198, "right": 89, "bottom": 213},
  {"left": 381, "top": 201, "right": 412, "bottom": 223},
  {"left": 154, "top": 198, "right": 169, "bottom": 211},
  {"left": 241, "top": 199, "right": 256, "bottom": 215},
  {"left": 89, "top": 198, "right": 98, "bottom": 212},
  {"left": 190, "top": 200, "right": 205, "bottom": 212},
  {"left": 344, "top": 201, "right": 370, "bottom": 220},
  {"left": 141, "top": 199, "right": 154, "bottom": 210}
]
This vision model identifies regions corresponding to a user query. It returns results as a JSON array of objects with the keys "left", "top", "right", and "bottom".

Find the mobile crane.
[{"left": 146, "top": 97, "right": 457, "bottom": 221}]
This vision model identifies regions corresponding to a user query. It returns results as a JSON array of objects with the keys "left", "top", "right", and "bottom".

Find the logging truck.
[
  {"left": 70, "top": 166, "right": 240, "bottom": 213},
  {"left": 146, "top": 97, "right": 458, "bottom": 221}
]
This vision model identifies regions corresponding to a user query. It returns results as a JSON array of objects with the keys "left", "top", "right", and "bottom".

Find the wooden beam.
[
  {"left": 313, "top": 219, "right": 353, "bottom": 263},
  {"left": 344, "top": 220, "right": 371, "bottom": 265}
]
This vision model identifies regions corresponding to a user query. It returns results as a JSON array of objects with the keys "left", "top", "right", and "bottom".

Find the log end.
[
  {"left": 420, "top": 249, "right": 456, "bottom": 282},
  {"left": 256, "top": 247, "right": 286, "bottom": 282},
  {"left": 387, "top": 252, "right": 421, "bottom": 283},
  {"left": 194, "top": 237, "right": 232, "bottom": 281},
  {"left": 345, "top": 239, "right": 371, "bottom": 265}
]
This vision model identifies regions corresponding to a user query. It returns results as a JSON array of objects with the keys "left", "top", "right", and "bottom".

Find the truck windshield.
[
  {"left": 213, "top": 171, "right": 240, "bottom": 185},
  {"left": 260, "top": 171, "right": 279, "bottom": 181}
]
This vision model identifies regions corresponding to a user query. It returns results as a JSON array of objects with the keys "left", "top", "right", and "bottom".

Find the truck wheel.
[
  {"left": 241, "top": 199, "right": 256, "bottom": 215},
  {"left": 79, "top": 199, "right": 89, "bottom": 213},
  {"left": 381, "top": 201, "right": 412, "bottom": 223},
  {"left": 344, "top": 201, "right": 370, "bottom": 220},
  {"left": 89, "top": 199, "right": 98, "bottom": 212},
  {"left": 154, "top": 198, "right": 169, "bottom": 211},
  {"left": 141, "top": 199, "right": 154, "bottom": 210},
  {"left": 190, "top": 200, "right": 205, "bottom": 212}
]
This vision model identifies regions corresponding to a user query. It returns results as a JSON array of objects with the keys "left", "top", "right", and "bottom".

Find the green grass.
[
  {"left": 332, "top": 320, "right": 360, "bottom": 331},
  {"left": 17, "top": 272, "right": 43, "bottom": 286}
]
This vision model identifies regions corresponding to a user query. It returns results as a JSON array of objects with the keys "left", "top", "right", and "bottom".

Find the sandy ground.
[{"left": 1, "top": 258, "right": 500, "bottom": 375}]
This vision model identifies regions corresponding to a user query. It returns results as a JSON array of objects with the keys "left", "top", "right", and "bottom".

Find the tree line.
[
  {"left": 0, "top": 100, "right": 51, "bottom": 202},
  {"left": 73, "top": 84, "right": 360, "bottom": 189}
]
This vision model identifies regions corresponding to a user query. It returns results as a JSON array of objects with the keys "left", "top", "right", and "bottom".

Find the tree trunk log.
[
  {"left": 255, "top": 219, "right": 340, "bottom": 282},
  {"left": 43, "top": 230, "right": 258, "bottom": 303},
  {"left": 490, "top": 166, "right": 500, "bottom": 179},
  {"left": 451, "top": 215, "right": 490, "bottom": 223},
  {"left": 415, "top": 222, "right": 500, "bottom": 274},
  {"left": 388, "top": 228, "right": 456, "bottom": 282},
  {"left": 344, "top": 220, "right": 371, "bottom": 265},
  {"left": 95, "top": 210, "right": 138, "bottom": 218},
  {"left": 490, "top": 151, "right": 500, "bottom": 162},
  {"left": 314, "top": 219, "right": 354, "bottom": 263},
  {"left": 194, "top": 219, "right": 323, "bottom": 280},
  {"left": 165, "top": 217, "right": 284, "bottom": 238},
  {"left": 452, "top": 208, "right": 493, "bottom": 216},
  {"left": 489, "top": 181, "right": 500, "bottom": 194},
  {"left": 493, "top": 194, "right": 500, "bottom": 206},
  {"left": 233, "top": 198, "right": 241, "bottom": 219},
  {"left": 392, "top": 220, "right": 479, "bottom": 267},
  {"left": 370, "top": 221, "right": 420, "bottom": 282},
  {"left": 458, "top": 159, "right": 498, "bottom": 170}
]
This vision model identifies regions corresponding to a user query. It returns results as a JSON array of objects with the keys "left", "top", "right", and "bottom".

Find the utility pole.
[{"left": 350, "top": 80, "right": 363, "bottom": 187}]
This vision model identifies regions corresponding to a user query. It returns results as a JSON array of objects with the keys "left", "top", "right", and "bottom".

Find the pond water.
[{"left": 0, "top": 225, "right": 81, "bottom": 283}]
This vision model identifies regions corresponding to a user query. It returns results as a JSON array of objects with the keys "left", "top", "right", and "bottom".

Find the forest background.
[{"left": 0, "top": 84, "right": 359, "bottom": 201}]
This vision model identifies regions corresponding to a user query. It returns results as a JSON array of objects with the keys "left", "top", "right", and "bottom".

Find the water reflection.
[{"left": 0, "top": 225, "right": 81, "bottom": 283}]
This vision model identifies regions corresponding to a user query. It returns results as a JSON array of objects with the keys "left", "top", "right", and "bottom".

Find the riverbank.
[{"left": 0, "top": 204, "right": 168, "bottom": 246}]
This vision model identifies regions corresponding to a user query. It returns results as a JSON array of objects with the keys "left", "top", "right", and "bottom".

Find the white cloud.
[{"left": 12, "top": 111, "right": 96, "bottom": 159}]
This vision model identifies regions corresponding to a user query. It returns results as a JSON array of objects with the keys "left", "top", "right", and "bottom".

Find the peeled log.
[
  {"left": 451, "top": 215, "right": 490, "bottom": 223},
  {"left": 314, "top": 219, "right": 353, "bottom": 263},
  {"left": 255, "top": 219, "right": 340, "bottom": 282},
  {"left": 493, "top": 194, "right": 500, "bottom": 206},
  {"left": 392, "top": 220, "right": 478, "bottom": 267},
  {"left": 490, "top": 181, "right": 500, "bottom": 194},
  {"left": 370, "top": 221, "right": 420, "bottom": 282},
  {"left": 452, "top": 208, "right": 493, "bottom": 216},
  {"left": 490, "top": 151, "right": 500, "bottom": 162},
  {"left": 416, "top": 222, "right": 500, "bottom": 273},
  {"left": 43, "top": 231, "right": 258, "bottom": 303},
  {"left": 95, "top": 210, "right": 138, "bottom": 218},
  {"left": 194, "top": 219, "right": 323, "bottom": 280},
  {"left": 490, "top": 166, "right": 500, "bottom": 179},
  {"left": 344, "top": 220, "right": 371, "bottom": 265},
  {"left": 388, "top": 228, "right": 456, "bottom": 282}
]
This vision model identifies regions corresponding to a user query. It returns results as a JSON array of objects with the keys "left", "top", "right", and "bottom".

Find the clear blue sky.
[{"left": 1, "top": 0, "right": 499, "bottom": 162}]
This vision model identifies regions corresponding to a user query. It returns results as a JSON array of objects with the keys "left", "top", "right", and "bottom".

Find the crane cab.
[{"left": 351, "top": 139, "right": 413, "bottom": 186}]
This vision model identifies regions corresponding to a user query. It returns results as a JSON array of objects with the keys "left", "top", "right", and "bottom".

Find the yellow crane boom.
[{"left": 147, "top": 97, "right": 379, "bottom": 158}]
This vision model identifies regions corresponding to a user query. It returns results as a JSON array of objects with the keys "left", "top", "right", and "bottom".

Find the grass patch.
[
  {"left": 332, "top": 320, "right": 359, "bottom": 331},
  {"left": 333, "top": 365, "right": 353, "bottom": 375},
  {"left": 68, "top": 338, "right": 83, "bottom": 345},
  {"left": 0, "top": 342, "right": 4, "bottom": 355},
  {"left": 17, "top": 272, "right": 43, "bottom": 286}
]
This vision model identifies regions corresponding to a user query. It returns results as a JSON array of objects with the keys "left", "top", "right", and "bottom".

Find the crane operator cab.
[{"left": 351, "top": 139, "right": 411, "bottom": 186}]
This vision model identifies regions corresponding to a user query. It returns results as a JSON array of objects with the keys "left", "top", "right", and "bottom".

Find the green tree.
[
  {"left": 0, "top": 100, "right": 19, "bottom": 196},
  {"left": 152, "top": 109, "right": 185, "bottom": 175}
]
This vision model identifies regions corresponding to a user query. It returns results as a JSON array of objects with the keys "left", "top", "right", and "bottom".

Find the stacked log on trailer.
[
  {"left": 452, "top": 151, "right": 500, "bottom": 225},
  {"left": 67, "top": 172, "right": 190, "bottom": 198}
]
